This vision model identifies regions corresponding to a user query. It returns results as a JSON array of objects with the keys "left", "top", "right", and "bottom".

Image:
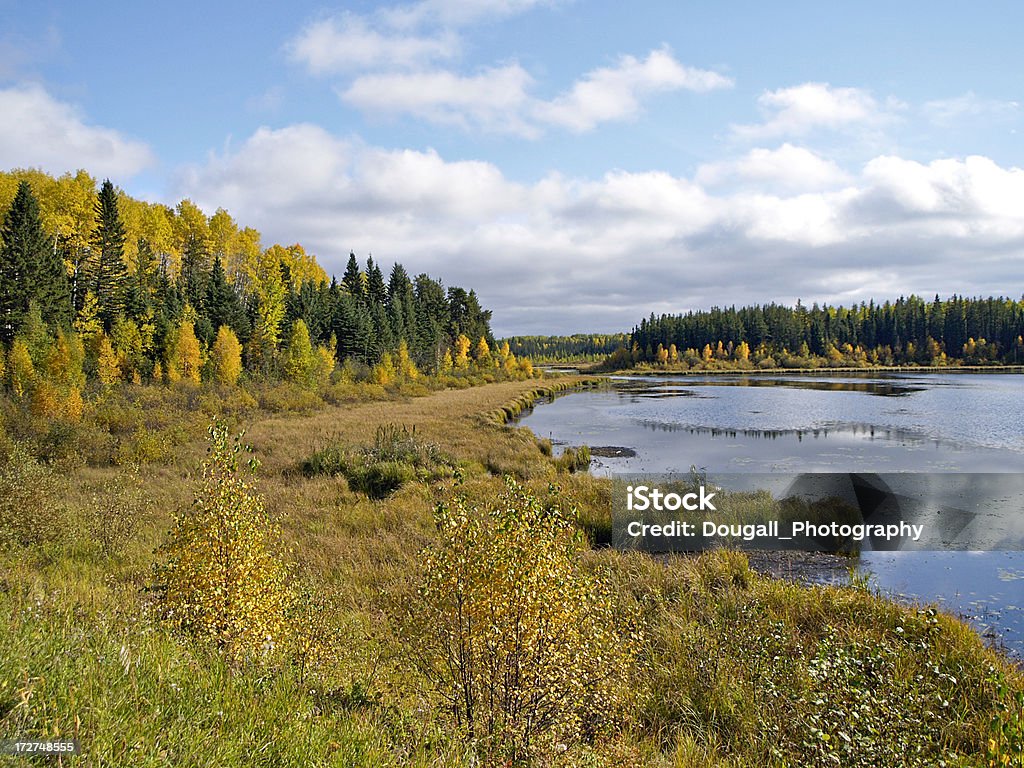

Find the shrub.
[
  {"left": 87, "top": 465, "right": 146, "bottom": 557},
  {"left": 154, "top": 423, "right": 293, "bottom": 664},
  {"left": 303, "top": 424, "right": 449, "bottom": 499},
  {"left": 0, "top": 441, "right": 66, "bottom": 546},
  {"left": 409, "top": 478, "right": 626, "bottom": 763}
]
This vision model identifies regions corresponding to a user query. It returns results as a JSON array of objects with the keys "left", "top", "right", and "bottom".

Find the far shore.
[{"left": 548, "top": 363, "right": 1024, "bottom": 376}]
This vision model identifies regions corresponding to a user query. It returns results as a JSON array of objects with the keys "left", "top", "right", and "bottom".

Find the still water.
[{"left": 517, "top": 372, "right": 1024, "bottom": 657}]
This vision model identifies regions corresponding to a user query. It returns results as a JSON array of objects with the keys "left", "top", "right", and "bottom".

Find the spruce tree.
[
  {"left": 179, "top": 234, "right": 209, "bottom": 311},
  {"left": 366, "top": 256, "right": 387, "bottom": 306},
  {"left": 0, "top": 182, "right": 52, "bottom": 341},
  {"left": 205, "top": 254, "right": 249, "bottom": 342},
  {"left": 90, "top": 179, "right": 128, "bottom": 330},
  {"left": 341, "top": 252, "right": 363, "bottom": 302}
]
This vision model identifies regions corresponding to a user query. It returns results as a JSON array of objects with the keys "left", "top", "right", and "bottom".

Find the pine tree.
[{"left": 90, "top": 179, "right": 128, "bottom": 330}]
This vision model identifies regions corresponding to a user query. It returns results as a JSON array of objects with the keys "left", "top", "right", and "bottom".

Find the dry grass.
[{"left": 1, "top": 374, "right": 1022, "bottom": 767}]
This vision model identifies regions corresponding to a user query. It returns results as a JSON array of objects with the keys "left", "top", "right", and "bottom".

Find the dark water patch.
[{"left": 589, "top": 446, "right": 637, "bottom": 458}]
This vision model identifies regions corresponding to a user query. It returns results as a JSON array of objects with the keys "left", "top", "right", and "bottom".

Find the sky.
[{"left": 1, "top": 1, "right": 1022, "bottom": 335}]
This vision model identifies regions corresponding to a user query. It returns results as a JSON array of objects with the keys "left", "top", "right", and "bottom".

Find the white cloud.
[
  {"left": 342, "top": 65, "right": 537, "bottom": 135},
  {"left": 733, "top": 82, "right": 893, "bottom": 140},
  {"left": 382, "top": 0, "right": 554, "bottom": 28},
  {"left": 697, "top": 144, "right": 850, "bottom": 192},
  {"left": 286, "top": 14, "right": 458, "bottom": 74},
  {"left": 534, "top": 48, "right": 733, "bottom": 132},
  {"left": 178, "top": 125, "right": 1024, "bottom": 335},
  {"left": 923, "top": 92, "right": 1020, "bottom": 124},
  {"left": 0, "top": 84, "right": 154, "bottom": 179},
  {"left": 341, "top": 49, "right": 731, "bottom": 136}
]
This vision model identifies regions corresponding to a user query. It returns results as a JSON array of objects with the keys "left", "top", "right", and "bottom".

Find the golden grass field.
[{"left": 1, "top": 375, "right": 1022, "bottom": 767}]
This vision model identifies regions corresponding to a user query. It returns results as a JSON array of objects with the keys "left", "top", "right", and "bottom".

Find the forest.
[
  {"left": 502, "top": 333, "right": 629, "bottom": 362},
  {"left": 614, "top": 296, "right": 1024, "bottom": 369},
  {"left": 0, "top": 169, "right": 520, "bottom": 403}
]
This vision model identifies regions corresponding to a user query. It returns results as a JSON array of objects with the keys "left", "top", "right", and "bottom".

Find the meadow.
[{"left": 1, "top": 375, "right": 1022, "bottom": 767}]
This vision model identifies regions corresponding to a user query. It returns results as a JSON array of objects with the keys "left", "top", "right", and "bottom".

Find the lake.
[{"left": 517, "top": 371, "right": 1024, "bottom": 658}]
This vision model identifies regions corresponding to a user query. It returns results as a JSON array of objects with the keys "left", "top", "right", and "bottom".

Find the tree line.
[
  {"left": 502, "top": 334, "right": 629, "bottom": 362},
  {"left": 0, "top": 169, "right": 518, "bottom": 410},
  {"left": 614, "top": 296, "right": 1024, "bottom": 369}
]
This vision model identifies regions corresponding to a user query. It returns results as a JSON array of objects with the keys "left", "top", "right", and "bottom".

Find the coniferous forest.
[{"left": 613, "top": 297, "right": 1024, "bottom": 369}]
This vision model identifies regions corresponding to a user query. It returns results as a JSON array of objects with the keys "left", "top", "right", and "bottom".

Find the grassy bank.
[{"left": 1, "top": 377, "right": 1022, "bottom": 767}]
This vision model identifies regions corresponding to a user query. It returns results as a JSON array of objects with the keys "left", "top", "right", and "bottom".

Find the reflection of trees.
[
  {"left": 637, "top": 419, "right": 940, "bottom": 446},
  {"left": 614, "top": 376, "right": 924, "bottom": 398}
]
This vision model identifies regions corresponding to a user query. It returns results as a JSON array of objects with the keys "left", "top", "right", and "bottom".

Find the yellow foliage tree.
[
  {"left": 411, "top": 479, "right": 626, "bottom": 762},
  {"left": 474, "top": 336, "right": 492, "bottom": 367},
  {"left": 315, "top": 344, "right": 336, "bottom": 387},
  {"left": 454, "top": 334, "right": 471, "bottom": 370},
  {"left": 736, "top": 341, "right": 751, "bottom": 362},
  {"left": 156, "top": 424, "right": 293, "bottom": 664},
  {"left": 503, "top": 349, "right": 518, "bottom": 376},
  {"left": 282, "top": 319, "right": 319, "bottom": 388},
  {"left": 171, "top": 319, "right": 203, "bottom": 384},
  {"left": 517, "top": 357, "right": 534, "bottom": 378},
  {"left": 7, "top": 340, "right": 35, "bottom": 398},
  {"left": 440, "top": 349, "right": 454, "bottom": 375},
  {"left": 210, "top": 325, "right": 243, "bottom": 386},
  {"left": 0, "top": 345, "right": 5, "bottom": 383},
  {"left": 372, "top": 351, "right": 396, "bottom": 386},
  {"left": 396, "top": 339, "right": 418, "bottom": 380},
  {"left": 96, "top": 334, "right": 121, "bottom": 385}
]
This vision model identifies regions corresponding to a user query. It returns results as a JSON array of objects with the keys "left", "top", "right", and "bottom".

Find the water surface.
[{"left": 517, "top": 372, "right": 1024, "bottom": 657}]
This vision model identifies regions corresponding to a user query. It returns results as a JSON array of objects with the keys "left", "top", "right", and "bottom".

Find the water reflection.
[
  {"left": 613, "top": 375, "right": 927, "bottom": 397},
  {"left": 516, "top": 372, "right": 1024, "bottom": 657}
]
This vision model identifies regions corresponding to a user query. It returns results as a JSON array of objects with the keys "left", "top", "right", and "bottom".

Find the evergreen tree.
[
  {"left": 205, "top": 254, "right": 249, "bottom": 342},
  {"left": 341, "top": 252, "right": 363, "bottom": 301},
  {"left": 0, "top": 181, "right": 69, "bottom": 340},
  {"left": 366, "top": 256, "right": 387, "bottom": 306},
  {"left": 179, "top": 233, "right": 209, "bottom": 311},
  {"left": 89, "top": 179, "right": 128, "bottom": 330},
  {"left": 126, "top": 237, "right": 156, "bottom": 319}
]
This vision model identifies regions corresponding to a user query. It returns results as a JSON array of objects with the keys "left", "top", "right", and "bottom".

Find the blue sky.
[{"left": 2, "top": 1, "right": 1023, "bottom": 334}]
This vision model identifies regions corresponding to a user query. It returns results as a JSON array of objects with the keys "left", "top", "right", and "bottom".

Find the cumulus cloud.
[
  {"left": 178, "top": 125, "right": 1024, "bottom": 334},
  {"left": 0, "top": 84, "right": 154, "bottom": 178},
  {"left": 343, "top": 64, "right": 537, "bottom": 135},
  {"left": 733, "top": 82, "right": 895, "bottom": 140},
  {"left": 534, "top": 48, "right": 733, "bottom": 132},
  {"left": 341, "top": 48, "right": 731, "bottom": 135},
  {"left": 696, "top": 144, "right": 850, "bottom": 192},
  {"left": 287, "top": 2, "right": 728, "bottom": 137},
  {"left": 286, "top": 14, "right": 458, "bottom": 74}
]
